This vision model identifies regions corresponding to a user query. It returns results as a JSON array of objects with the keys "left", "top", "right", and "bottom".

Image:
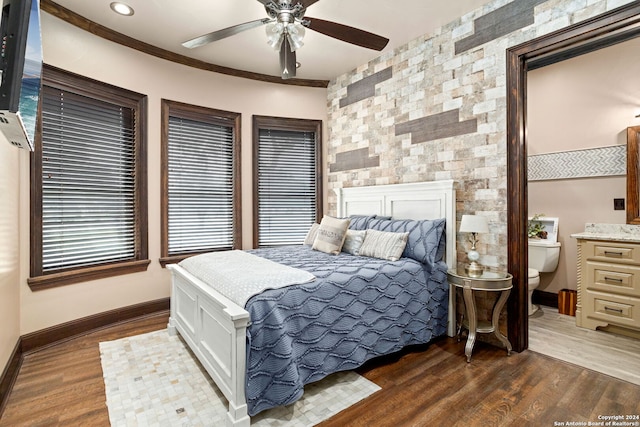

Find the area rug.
[{"left": 100, "top": 329, "right": 380, "bottom": 426}]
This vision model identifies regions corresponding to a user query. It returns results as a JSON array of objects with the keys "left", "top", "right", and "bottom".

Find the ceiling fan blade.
[
  {"left": 255, "top": 0, "right": 271, "bottom": 4},
  {"left": 279, "top": 38, "right": 297, "bottom": 79},
  {"left": 304, "top": 17, "right": 389, "bottom": 51},
  {"left": 183, "top": 18, "right": 272, "bottom": 49}
]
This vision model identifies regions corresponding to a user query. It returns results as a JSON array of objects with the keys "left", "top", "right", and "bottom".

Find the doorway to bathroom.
[
  {"left": 526, "top": 38, "right": 636, "bottom": 314},
  {"left": 524, "top": 37, "right": 640, "bottom": 382},
  {"left": 505, "top": 3, "right": 640, "bottom": 359}
]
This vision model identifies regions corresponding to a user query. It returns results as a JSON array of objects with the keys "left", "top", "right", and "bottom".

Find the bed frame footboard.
[{"left": 167, "top": 264, "right": 251, "bottom": 427}]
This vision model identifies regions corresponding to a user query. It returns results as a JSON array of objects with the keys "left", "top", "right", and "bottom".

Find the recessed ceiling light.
[{"left": 110, "top": 2, "right": 134, "bottom": 16}]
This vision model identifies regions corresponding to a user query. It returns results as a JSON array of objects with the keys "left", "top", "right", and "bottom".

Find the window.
[
  {"left": 253, "top": 116, "right": 322, "bottom": 247},
  {"left": 160, "top": 100, "right": 241, "bottom": 265},
  {"left": 29, "top": 65, "right": 148, "bottom": 290}
]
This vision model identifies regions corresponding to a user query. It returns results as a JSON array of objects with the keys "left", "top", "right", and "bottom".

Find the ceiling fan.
[{"left": 182, "top": 0, "right": 390, "bottom": 79}]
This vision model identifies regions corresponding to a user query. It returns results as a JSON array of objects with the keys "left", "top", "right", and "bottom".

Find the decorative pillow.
[
  {"left": 342, "top": 229, "right": 367, "bottom": 255},
  {"left": 367, "top": 218, "right": 446, "bottom": 268},
  {"left": 304, "top": 223, "right": 320, "bottom": 246},
  {"left": 312, "top": 216, "right": 350, "bottom": 255},
  {"left": 348, "top": 215, "right": 377, "bottom": 230},
  {"left": 358, "top": 229, "right": 409, "bottom": 261}
]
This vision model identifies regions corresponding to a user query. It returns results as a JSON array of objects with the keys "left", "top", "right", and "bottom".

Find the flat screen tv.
[{"left": 0, "top": 0, "right": 42, "bottom": 151}]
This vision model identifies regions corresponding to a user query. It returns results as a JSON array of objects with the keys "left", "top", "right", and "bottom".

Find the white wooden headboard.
[{"left": 334, "top": 180, "right": 457, "bottom": 337}]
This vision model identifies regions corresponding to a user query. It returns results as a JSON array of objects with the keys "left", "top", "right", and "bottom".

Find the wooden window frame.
[
  {"left": 29, "top": 65, "right": 149, "bottom": 291},
  {"left": 160, "top": 99, "right": 242, "bottom": 266},
  {"left": 252, "top": 115, "right": 323, "bottom": 248}
]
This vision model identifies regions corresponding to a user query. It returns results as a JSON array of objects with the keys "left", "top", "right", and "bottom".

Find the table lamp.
[{"left": 459, "top": 214, "right": 489, "bottom": 277}]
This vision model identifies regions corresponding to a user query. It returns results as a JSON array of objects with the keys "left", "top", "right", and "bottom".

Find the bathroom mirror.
[{"left": 627, "top": 125, "right": 640, "bottom": 224}]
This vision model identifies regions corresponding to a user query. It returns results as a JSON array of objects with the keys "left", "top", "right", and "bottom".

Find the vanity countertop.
[{"left": 571, "top": 223, "right": 640, "bottom": 243}]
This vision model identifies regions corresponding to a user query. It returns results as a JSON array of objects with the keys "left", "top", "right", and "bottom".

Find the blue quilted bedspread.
[{"left": 244, "top": 245, "right": 449, "bottom": 415}]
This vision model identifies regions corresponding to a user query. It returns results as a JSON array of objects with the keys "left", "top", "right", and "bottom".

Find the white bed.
[{"left": 167, "top": 180, "right": 456, "bottom": 427}]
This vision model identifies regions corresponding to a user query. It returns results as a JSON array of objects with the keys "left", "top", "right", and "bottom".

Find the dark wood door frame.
[{"left": 506, "top": 2, "right": 640, "bottom": 353}]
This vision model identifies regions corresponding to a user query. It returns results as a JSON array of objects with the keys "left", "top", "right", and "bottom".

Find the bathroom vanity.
[{"left": 572, "top": 223, "right": 640, "bottom": 336}]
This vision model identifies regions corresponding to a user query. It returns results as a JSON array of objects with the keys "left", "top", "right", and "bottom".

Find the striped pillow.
[
  {"left": 367, "top": 218, "right": 446, "bottom": 267},
  {"left": 358, "top": 229, "right": 409, "bottom": 261}
]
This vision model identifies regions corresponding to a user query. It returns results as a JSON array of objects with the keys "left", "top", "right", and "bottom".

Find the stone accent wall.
[
  {"left": 338, "top": 67, "right": 393, "bottom": 108},
  {"left": 329, "top": 147, "right": 380, "bottom": 173},
  {"left": 326, "top": 0, "right": 634, "bottom": 334},
  {"left": 327, "top": 0, "right": 634, "bottom": 273},
  {"left": 454, "top": 0, "right": 549, "bottom": 54},
  {"left": 395, "top": 109, "right": 478, "bottom": 144}
]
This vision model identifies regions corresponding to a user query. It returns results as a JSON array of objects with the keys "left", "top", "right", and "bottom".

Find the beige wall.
[
  {"left": 0, "top": 134, "right": 22, "bottom": 372},
  {"left": 529, "top": 177, "right": 626, "bottom": 293},
  {"left": 527, "top": 37, "right": 640, "bottom": 294},
  {"left": 14, "top": 13, "right": 327, "bottom": 336}
]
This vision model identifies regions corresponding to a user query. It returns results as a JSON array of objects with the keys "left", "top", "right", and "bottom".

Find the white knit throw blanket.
[{"left": 178, "top": 250, "right": 316, "bottom": 307}]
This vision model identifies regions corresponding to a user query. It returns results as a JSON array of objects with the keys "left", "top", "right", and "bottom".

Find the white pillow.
[
  {"left": 312, "top": 216, "right": 350, "bottom": 255},
  {"left": 342, "top": 229, "right": 367, "bottom": 255},
  {"left": 304, "top": 223, "right": 319, "bottom": 246},
  {"left": 359, "top": 229, "right": 409, "bottom": 261}
]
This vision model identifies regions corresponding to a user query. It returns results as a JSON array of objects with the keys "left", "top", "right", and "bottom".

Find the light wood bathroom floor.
[{"left": 529, "top": 305, "right": 640, "bottom": 385}]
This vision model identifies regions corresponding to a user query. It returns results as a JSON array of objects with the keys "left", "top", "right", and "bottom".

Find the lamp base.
[{"left": 465, "top": 261, "right": 484, "bottom": 278}]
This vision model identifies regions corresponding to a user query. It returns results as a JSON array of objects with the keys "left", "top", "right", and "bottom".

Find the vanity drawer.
[
  {"left": 583, "top": 240, "right": 640, "bottom": 264},
  {"left": 586, "top": 261, "right": 640, "bottom": 297},
  {"left": 583, "top": 290, "right": 640, "bottom": 330}
]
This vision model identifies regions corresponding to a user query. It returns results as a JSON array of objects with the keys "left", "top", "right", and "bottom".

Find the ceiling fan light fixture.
[
  {"left": 267, "top": 34, "right": 284, "bottom": 50},
  {"left": 182, "top": 0, "right": 390, "bottom": 80},
  {"left": 266, "top": 22, "right": 285, "bottom": 50},
  {"left": 287, "top": 23, "right": 305, "bottom": 51}
]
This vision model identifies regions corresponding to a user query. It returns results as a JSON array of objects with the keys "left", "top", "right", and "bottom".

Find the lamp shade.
[{"left": 459, "top": 215, "right": 489, "bottom": 233}]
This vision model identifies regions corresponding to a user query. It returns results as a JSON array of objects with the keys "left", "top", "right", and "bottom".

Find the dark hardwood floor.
[
  {"left": 2, "top": 312, "right": 639, "bottom": 426},
  {"left": 0, "top": 313, "right": 167, "bottom": 426}
]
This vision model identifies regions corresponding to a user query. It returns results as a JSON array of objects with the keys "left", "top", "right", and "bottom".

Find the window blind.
[
  {"left": 40, "top": 86, "right": 137, "bottom": 271},
  {"left": 257, "top": 128, "right": 317, "bottom": 247},
  {"left": 167, "top": 116, "right": 235, "bottom": 255}
]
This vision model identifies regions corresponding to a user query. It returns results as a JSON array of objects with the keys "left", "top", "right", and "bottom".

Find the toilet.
[{"left": 527, "top": 217, "right": 561, "bottom": 316}]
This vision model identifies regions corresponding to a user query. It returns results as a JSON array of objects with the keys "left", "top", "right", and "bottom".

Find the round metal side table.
[{"left": 447, "top": 269, "right": 513, "bottom": 362}]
